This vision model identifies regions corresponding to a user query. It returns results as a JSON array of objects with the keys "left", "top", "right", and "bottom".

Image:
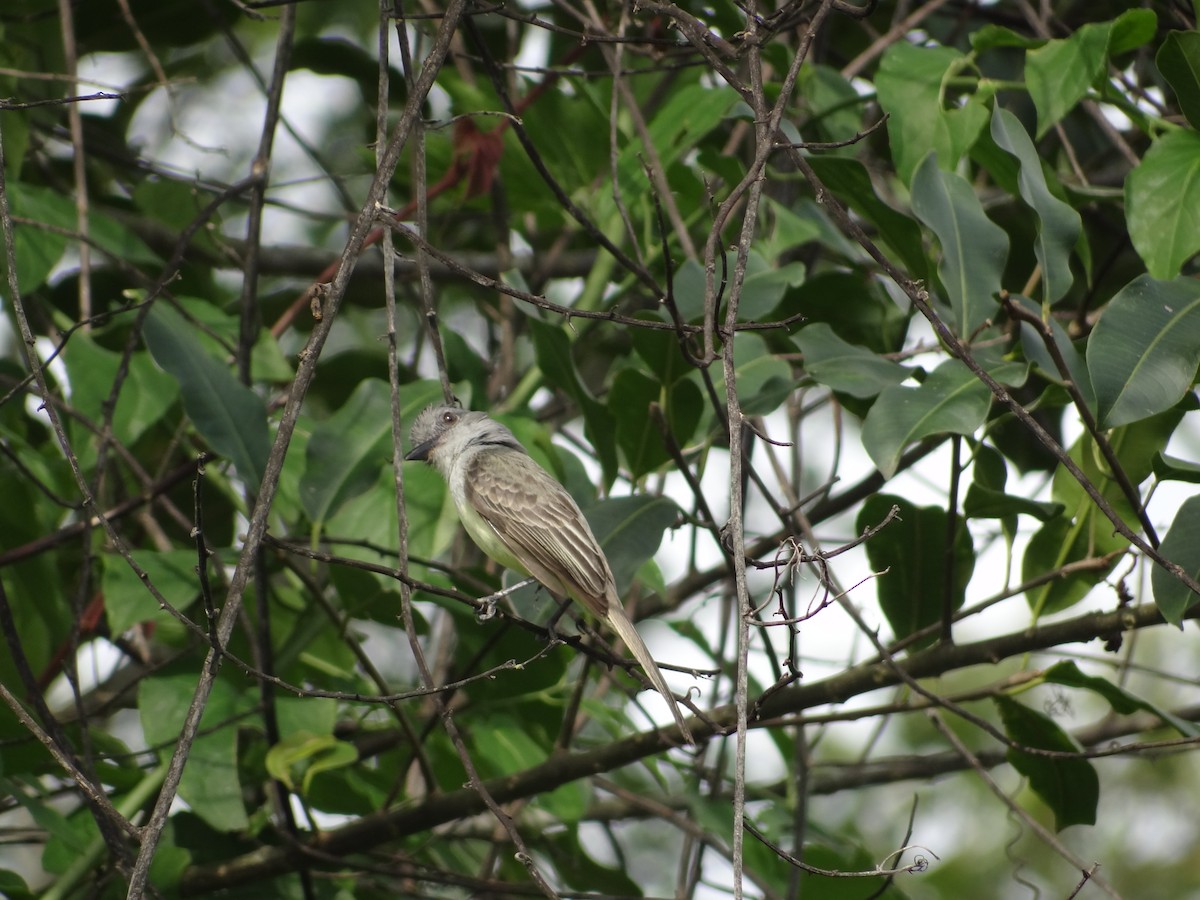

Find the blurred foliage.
[{"left": 2, "top": 0, "right": 1200, "bottom": 897}]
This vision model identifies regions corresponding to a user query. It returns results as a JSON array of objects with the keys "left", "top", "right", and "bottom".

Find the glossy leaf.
[
  {"left": 989, "top": 107, "right": 1081, "bottom": 303},
  {"left": 1151, "top": 495, "right": 1200, "bottom": 627},
  {"left": 1126, "top": 130, "right": 1200, "bottom": 279},
  {"left": 994, "top": 695, "right": 1099, "bottom": 830},
  {"left": 143, "top": 304, "right": 271, "bottom": 489},
  {"left": 857, "top": 493, "right": 974, "bottom": 644},
  {"left": 911, "top": 153, "right": 1010, "bottom": 338},
  {"left": 1086, "top": 275, "right": 1200, "bottom": 428}
]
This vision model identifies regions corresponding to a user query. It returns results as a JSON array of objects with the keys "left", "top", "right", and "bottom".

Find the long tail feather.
[{"left": 605, "top": 601, "right": 694, "bottom": 744}]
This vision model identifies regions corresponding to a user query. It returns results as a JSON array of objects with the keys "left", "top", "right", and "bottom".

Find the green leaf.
[
  {"left": 1022, "top": 514, "right": 1125, "bottom": 618},
  {"left": 1012, "top": 294, "right": 1095, "bottom": 412},
  {"left": 302, "top": 378, "right": 442, "bottom": 525},
  {"left": 1151, "top": 495, "right": 1200, "bottom": 627},
  {"left": 0, "top": 870, "right": 32, "bottom": 899},
  {"left": 527, "top": 317, "right": 619, "bottom": 488},
  {"left": 613, "top": 82, "right": 738, "bottom": 196},
  {"left": 715, "top": 333, "right": 795, "bottom": 417},
  {"left": 103, "top": 550, "right": 199, "bottom": 635},
  {"left": 993, "top": 695, "right": 1098, "bottom": 830},
  {"left": 669, "top": 249, "right": 805, "bottom": 323},
  {"left": 1085, "top": 275, "right": 1200, "bottom": 428},
  {"left": 797, "top": 322, "right": 910, "bottom": 399},
  {"left": 1042, "top": 661, "right": 1199, "bottom": 737},
  {"left": 970, "top": 25, "right": 1045, "bottom": 51},
  {"left": 586, "top": 495, "right": 679, "bottom": 596},
  {"left": 804, "top": 157, "right": 928, "bottom": 279},
  {"left": 911, "top": 153, "right": 1010, "bottom": 338},
  {"left": 857, "top": 494, "right": 974, "bottom": 645},
  {"left": 265, "top": 732, "right": 358, "bottom": 795},
  {"left": 3, "top": 182, "right": 71, "bottom": 291},
  {"left": 1153, "top": 452, "right": 1200, "bottom": 484},
  {"left": 139, "top": 675, "right": 250, "bottom": 831},
  {"left": 862, "top": 357, "right": 1024, "bottom": 479},
  {"left": 143, "top": 304, "right": 271, "bottom": 489},
  {"left": 1025, "top": 18, "right": 1111, "bottom": 137},
  {"left": 779, "top": 272, "right": 908, "bottom": 354},
  {"left": 61, "top": 338, "right": 180, "bottom": 447},
  {"left": 876, "top": 42, "right": 990, "bottom": 184},
  {"left": 963, "top": 447, "right": 1063, "bottom": 522},
  {"left": 739, "top": 257, "right": 807, "bottom": 322},
  {"left": 989, "top": 107, "right": 1081, "bottom": 303},
  {"left": 1126, "top": 130, "right": 1200, "bottom": 279},
  {"left": 629, "top": 314, "right": 691, "bottom": 386},
  {"left": 1108, "top": 8, "right": 1157, "bottom": 57},
  {"left": 1158, "top": 31, "right": 1200, "bottom": 130},
  {"left": 609, "top": 368, "right": 701, "bottom": 480}
]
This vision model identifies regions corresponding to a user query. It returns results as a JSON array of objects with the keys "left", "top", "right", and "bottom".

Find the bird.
[{"left": 406, "top": 404, "right": 694, "bottom": 744}]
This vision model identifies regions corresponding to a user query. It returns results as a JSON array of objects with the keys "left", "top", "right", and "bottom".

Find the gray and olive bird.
[{"left": 406, "top": 405, "right": 693, "bottom": 744}]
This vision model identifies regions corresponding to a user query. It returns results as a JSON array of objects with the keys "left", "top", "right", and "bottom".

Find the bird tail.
[{"left": 605, "top": 600, "right": 694, "bottom": 745}]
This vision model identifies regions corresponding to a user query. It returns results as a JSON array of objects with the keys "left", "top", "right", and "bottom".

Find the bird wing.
[{"left": 466, "top": 448, "right": 612, "bottom": 617}]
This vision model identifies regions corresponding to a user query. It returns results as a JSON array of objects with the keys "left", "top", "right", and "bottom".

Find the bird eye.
[{"left": 441, "top": 411, "right": 457, "bottom": 424}]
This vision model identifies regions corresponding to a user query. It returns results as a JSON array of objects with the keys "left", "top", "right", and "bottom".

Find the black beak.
[{"left": 405, "top": 439, "right": 435, "bottom": 462}]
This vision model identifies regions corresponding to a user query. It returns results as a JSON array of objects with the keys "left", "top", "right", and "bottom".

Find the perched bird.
[{"left": 406, "top": 405, "right": 693, "bottom": 743}]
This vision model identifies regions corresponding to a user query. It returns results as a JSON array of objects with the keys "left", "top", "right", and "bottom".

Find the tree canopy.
[{"left": 2, "top": 0, "right": 1200, "bottom": 897}]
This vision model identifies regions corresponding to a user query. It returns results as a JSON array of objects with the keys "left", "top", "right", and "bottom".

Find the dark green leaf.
[
  {"left": 1126, "top": 131, "right": 1200, "bottom": 279},
  {"left": 857, "top": 493, "right": 974, "bottom": 644},
  {"left": 1158, "top": 31, "right": 1200, "bottom": 130},
  {"left": 990, "top": 107, "right": 1081, "bottom": 303},
  {"left": 143, "top": 304, "right": 271, "bottom": 489},
  {"left": 805, "top": 156, "right": 929, "bottom": 279},
  {"left": 1151, "top": 495, "right": 1200, "bottom": 627},
  {"left": 1153, "top": 452, "right": 1200, "bottom": 484},
  {"left": 780, "top": 272, "right": 909, "bottom": 354},
  {"left": 527, "top": 317, "right": 619, "bottom": 487},
  {"left": 1042, "top": 661, "right": 1199, "bottom": 736},
  {"left": 1086, "top": 275, "right": 1200, "bottom": 428},
  {"left": 1022, "top": 515, "right": 1125, "bottom": 617},
  {"left": 993, "top": 695, "right": 1098, "bottom": 830},
  {"left": 911, "top": 153, "right": 1010, "bottom": 337},
  {"left": 609, "top": 368, "right": 701, "bottom": 480},
  {"left": 630, "top": 314, "right": 691, "bottom": 386}
]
